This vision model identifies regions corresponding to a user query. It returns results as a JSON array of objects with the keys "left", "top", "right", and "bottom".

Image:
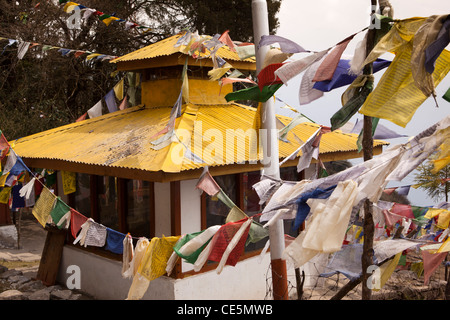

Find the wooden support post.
[
  {"left": 360, "top": 0, "right": 377, "bottom": 300},
  {"left": 37, "top": 225, "right": 67, "bottom": 286}
]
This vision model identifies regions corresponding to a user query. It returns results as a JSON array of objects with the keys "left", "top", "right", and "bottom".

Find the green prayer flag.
[
  {"left": 173, "top": 231, "right": 211, "bottom": 264},
  {"left": 225, "top": 84, "right": 282, "bottom": 103},
  {"left": 50, "top": 197, "right": 71, "bottom": 228},
  {"left": 443, "top": 86, "right": 450, "bottom": 103},
  {"left": 330, "top": 85, "right": 373, "bottom": 131}
]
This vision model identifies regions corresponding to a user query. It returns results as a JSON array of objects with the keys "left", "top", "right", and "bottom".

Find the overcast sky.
[{"left": 272, "top": 0, "right": 450, "bottom": 206}]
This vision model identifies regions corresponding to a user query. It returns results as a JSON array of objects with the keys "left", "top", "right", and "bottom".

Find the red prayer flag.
[
  {"left": 312, "top": 36, "right": 353, "bottom": 82},
  {"left": 207, "top": 218, "right": 251, "bottom": 267},
  {"left": 218, "top": 30, "right": 236, "bottom": 52},
  {"left": 70, "top": 209, "right": 88, "bottom": 239},
  {"left": 422, "top": 250, "right": 448, "bottom": 285},
  {"left": 257, "top": 63, "right": 284, "bottom": 91}
]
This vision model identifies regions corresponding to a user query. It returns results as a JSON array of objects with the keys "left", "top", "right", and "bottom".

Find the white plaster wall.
[
  {"left": 57, "top": 245, "right": 176, "bottom": 300},
  {"left": 154, "top": 182, "right": 171, "bottom": 237},
  {"left": 57, "top": 245, "right": 297, "bottom": 300},
  {"left": 180, "top": 179, "right": 202, "bottom": 235}
]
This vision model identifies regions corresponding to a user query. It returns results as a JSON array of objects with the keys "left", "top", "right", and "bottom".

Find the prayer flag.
[
  {"left": 76, "top": 112, "right": 87, "bottom": 122},
  {"left": 359, "top": 46, "right": 450, "bottom": 127},
  {"left": 70, "top": 208, "right": 88, "bottom": 239},
  {"left": 257, "top": 63, "right": 284, "bottom": 91},
  {"left": 196, "top": 170, "right": 220, "bottom": 196},
  {"left": 105, "top": 228, "right": 126, "bottom": 254},
  {"left": 0, "top": 187, "right": 11, "bottom": 204},
  {"left": 87, "top": 100, "right": 102, "bottom": 118},
  {"left": 225, "top": 84, "right": 282, "bottom": 103},
  {"left": 118, "top": 96, "right": 128, "bottom": 110},
  {"left": 422, "top": 250, "right": 448, "bottom": 285},
  {"left": 50, "top": 197, "right": 71, "bottom": 228},
  {"left": 138, "top": 236, "right": 180, "bottom": 281},
  {"left": 218, "top": 30, "right": 236, "bottom": 52},
  {"left": 61, "top": 171, "right": 76, "bottom": 195},
  {"left": 105, "top": 89, "right": 118, "bottom": 113},
  {"left": 113, "top": 78, "right": 124, "bottom": 100},
  {"left": 312, "top": 36, "right": 354, "bottom": 82},
  {"left": 32, "top": 187, "right": 56, "bottom": 227},
  {"left": 258, "top": 35, "right": 307, "bottom": 54}
]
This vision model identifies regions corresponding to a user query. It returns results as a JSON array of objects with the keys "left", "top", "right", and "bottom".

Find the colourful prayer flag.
[{"left": 32, "top": 187, "right": 56, "bottom": 227}]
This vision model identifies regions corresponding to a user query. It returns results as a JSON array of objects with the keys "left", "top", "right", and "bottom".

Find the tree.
[
  {"left": 0, "top": 0, "right": 282, "bottom": 140},
  {"left": 414, "top": 161, "right": 449, "bottom": 202}
]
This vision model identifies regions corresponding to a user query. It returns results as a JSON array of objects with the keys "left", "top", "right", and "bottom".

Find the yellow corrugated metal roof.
[
  {"left": 111, "top": 32, "right": 255, "bottom": 65},
  {"left": 13, "top": 103, "right": 388, "bottom": 178}
]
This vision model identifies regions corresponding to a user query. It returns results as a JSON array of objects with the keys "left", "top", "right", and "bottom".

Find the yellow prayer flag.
[
  {"left": 437, "top": 237, "right": 450, "bottom": 253},
  {"left": 86, "top": 53, "right": 101, "bottom": 61},
  {"left": 437, "top": 210, "right": 450, "bottom": 229},
  {"left": 138, "top": 236, "right": 180, "bottom": 281},
  {"left": 61, "top": 171, "right": 76, "bottom": 195},
  {"left": 207, "top": 63, "right": 232, "bottom": 81},
  {"left": 102, "top": 16, "right": 120, "bottom": 27},
  {"left": 373, "top": 252, "right": 402, "bottom": 291},
  {"left": 113, "top": 79, "right": 124, "bottom": 101},
  {"left": 0, "top": 173, "right": 8, "bottom": 187},
  {"left": 32, "top": 188, "right": 56, "bottom": 227},
  {"left": 425, "top": 208, "right": 447, "bottom": 219},
  {"left": 63, "top": 2, "right": 79, "bottom": 12},
  {"left": 0, "top": 187, "right": 11, "bottom": 204},
  {"left": 359, "top": 47, "right": 450, "bottom": 128}
]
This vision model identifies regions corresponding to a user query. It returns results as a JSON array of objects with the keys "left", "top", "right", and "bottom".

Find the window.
[
  {"left": 98, "top": 176, "right": 119, "bottom": 231},
  {"left": 73, "top": 173, "right": 91, "bottom": 218},
  {"left": 126, "top": 179, "right": 151, "bottom": 237},
  {"left": 205, "top": 174, "right": 237, "bottom": 227}
]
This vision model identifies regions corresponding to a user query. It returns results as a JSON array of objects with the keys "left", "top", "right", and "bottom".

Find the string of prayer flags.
[
  {"left": 258, "top": 35, "right": 307, "bottom": 54},
  {"left": 59, "top": 0, "right": 151, "bottom": 32},
  {"left": 312, "top": 58, "right": 391, "bottom": 93},
  {"left": 0, "top": 37, "right": 117, "bottom": 62}
]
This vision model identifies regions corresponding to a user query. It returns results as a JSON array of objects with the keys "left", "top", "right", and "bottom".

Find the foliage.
[
  {"left": 414, "top": 160, "right": 449, "bottom": 202},
  {"left": 0, "top": 0, "right": 282, "bottom": 141}
]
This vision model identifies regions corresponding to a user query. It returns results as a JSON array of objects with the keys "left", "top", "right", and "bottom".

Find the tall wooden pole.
[
  {"left": 252, "top": 0, "right": 289, "bottom": 300},
  {"left": 361, "top": 0, "right": 378, "bottom": 300}
]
